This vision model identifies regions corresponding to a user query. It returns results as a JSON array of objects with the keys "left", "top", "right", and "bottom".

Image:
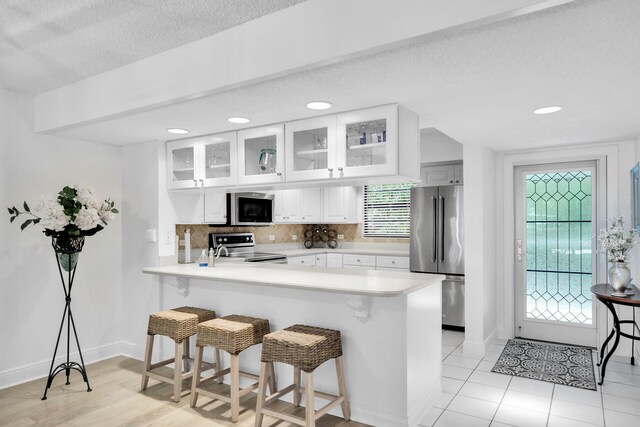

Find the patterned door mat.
[{"left": 491, "top": 339, "right": 597, "bottom": 390}]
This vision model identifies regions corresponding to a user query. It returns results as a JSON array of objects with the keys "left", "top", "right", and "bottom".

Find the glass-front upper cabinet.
[
  {"left": 167, "top": 132, "right": 237, "bottom": 190},
  {"left": 237, "top": 124, "right": 285, "bottom": 185},
  {"left": 336, "top": 104, "right": 399, "bottom": 178},
  {"left": 285, "top": 115, "right": 337, "bottom": 182}
]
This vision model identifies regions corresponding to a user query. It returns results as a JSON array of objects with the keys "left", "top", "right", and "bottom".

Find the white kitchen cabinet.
[
  {"left": 326, "top": 253, "right": 343, "bottom": 268},
  {"left": 171, "top": 191, "right": 228, "bottom": 224},
  {"left": 237, "top": 124, "right": 285, "bottom": 185},
  {"left": 287, "top": 254, "right": 316, "bottom": 266},
  {"left": 421, "top": 163, "right": 463, "bottom": 186},
  {"left": 342, "top": 254, "right": 376, "bottom": 270},
  {"left": 203, "top": 192, "right": 228, "bottom": 224},
  {"left": 284, "top": 104, "right": 419, "bottom": 184},
  {"left": 285, "top": 115, "right": 337, "bottom": 182},
  {"left": 322, "top": 186, "right": 358, "bottom": 224},
  {"left": 167, "top": 132, "right": 237, "bottom": 190},
  {"left": 274, "top": 188, "right": 321, "bottom": 224},
  {"left": 314, "top": 253, "right": 327, "bottom": 267},
  {"left": 376, "top": 255, "right": 410, "bottom": 271}
]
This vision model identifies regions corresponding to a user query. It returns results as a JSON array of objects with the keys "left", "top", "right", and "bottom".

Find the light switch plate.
[
  {"left": 337, "top": 234, "right": 344, "bottom": 240},
  {"left": 269, "top": 235, "right": 275, "bottom": 241},
  {"left": 292, "top": 234, "right": 298, "bottom": 240}
]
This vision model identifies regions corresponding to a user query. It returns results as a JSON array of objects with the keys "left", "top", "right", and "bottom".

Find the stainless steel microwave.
[{"left": 228, "top": 192, "right": 274, "bottom": 226}]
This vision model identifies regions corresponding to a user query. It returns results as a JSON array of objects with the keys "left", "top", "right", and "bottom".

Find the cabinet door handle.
[
  {"left": 392, "top": 261, "right": 395, "bottom": 264},
  {"left": 199, "top": 179, "right": 203, "bottom": 187},
  {"left": 455, "top": 180, "right": 459, "bottom": 183},
  {"left": 449, "top": 180, "right": 453, "bottom": 184},
  {"left": 338, "top": 167, "right": 343, "bottom": 171},
  {"left": 193, "top": 179, "right": 198, "bottom": 186},
  {"left": 277, "top": 172, "right": 282, "bottom": 176},
  {"left": 328, "top": 168, "right": 334, "bottom": 172},
  {"left": 301, "top": 260, "right": 305, "bottom": 263}
]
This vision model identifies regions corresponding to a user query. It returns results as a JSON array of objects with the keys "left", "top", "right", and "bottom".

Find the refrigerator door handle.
[
  {"left": 431, "top": 196, "right": 437, "bottom": 262},
  {"left": 439, "top": 195, "right": 445, "bottom": 262}
]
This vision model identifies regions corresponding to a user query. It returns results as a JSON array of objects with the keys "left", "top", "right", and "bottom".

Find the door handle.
[
  {"left": 439, "top": 196, "right": 445, "bottom": 263},
  {"left": 517, "top": 239, "right": 523, "bottom": 262},
  {"left": 432, "top": 197, "right": 437, "bottom": 262}
]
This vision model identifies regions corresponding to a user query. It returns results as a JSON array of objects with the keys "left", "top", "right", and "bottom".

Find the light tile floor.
[{"left": 419, "top": 330, "right": 640, "bottom": 427}]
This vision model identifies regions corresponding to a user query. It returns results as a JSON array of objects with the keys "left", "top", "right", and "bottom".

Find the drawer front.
[
  {"left": 376, "top": 256, "right": 410, "bottom": 269},
  {"left": 342, "top": 254, "right": 376, "bottom": 267},
  {"left": 288, "top": 255, "right": 316, "bottom": 266}
]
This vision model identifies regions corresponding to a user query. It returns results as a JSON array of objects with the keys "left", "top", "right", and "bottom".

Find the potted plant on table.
[{"left": 598, "top": 214, "right": 639, "bottom": 293}]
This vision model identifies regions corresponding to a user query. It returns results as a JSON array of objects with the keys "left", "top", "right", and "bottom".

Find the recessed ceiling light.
[
  {"left": 533, "top": 106, "right": 562, "bottom": 115},
  {"left": 166, "top": 128, "right": 189, "bottom": 134},
  {"left": 227, "top": 117, "right": 251, "bottom": 124},
  {"left": 306, "top": 101, "right": 332, "bottom": 110}
]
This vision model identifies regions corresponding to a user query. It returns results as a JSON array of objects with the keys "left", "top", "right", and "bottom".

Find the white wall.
[
  {"left": 0, "top": 89, "right": 123, "bottom": 388},
  {"left": 120, "top": 141, "right": 163, "bottom": 360},
  {"left": 462, "top": 142, "right": 498, "bottom": 356},
  {"left": 420, "top": 128, "right": 463, "bottom": 164}
]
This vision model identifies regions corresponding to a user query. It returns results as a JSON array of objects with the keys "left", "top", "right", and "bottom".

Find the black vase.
[{"left": 52, "top": 235, "right": 85, "bottom": 272}]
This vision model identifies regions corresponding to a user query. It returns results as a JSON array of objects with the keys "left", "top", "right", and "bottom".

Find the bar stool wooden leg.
[
  {"left": 293, "top": 366, "right": 301, "bottom": 406},
  {"left": 141, "top": 334, "right": 154, "bottom": 390},
  {"left": 190, "top": 345, "right": 204, "bottom": 407},
  {"left": 214, "top": 347, "right": 223, "bottom": 384},
  {"left": 335, "top": 356, "right": 351, "bottom": 421},
  {"left": 230, "top": 354, "right": 240, "bottom": 422},
  {"left": 254, "top": 362, "right": 268, "bottom": 427},
  {"left": 183, "top": 337, "right": 190, "bottom": 372},
  {"left": 304, "top": 372, "right": 315, "bottom": 427},
  {"left": 267, "top": 361, "right": 277, "bottom": 395},
  {"left": 173, "top": 340, "right": 183, "bottom": 403}
]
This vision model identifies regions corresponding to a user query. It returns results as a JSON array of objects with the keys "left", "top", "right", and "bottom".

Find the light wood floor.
[{"left": 0, "top": 356, "right": 369, "bottom": 427}]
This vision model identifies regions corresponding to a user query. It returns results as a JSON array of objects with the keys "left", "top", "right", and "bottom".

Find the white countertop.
[
  {"left": 277, "top": 248, "right": 410, "bottom": 257},
  {"left": 143, "top": 263, "right": 443, "bottom": 297}
]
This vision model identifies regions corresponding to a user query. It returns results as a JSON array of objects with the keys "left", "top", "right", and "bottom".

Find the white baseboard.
[
  {"left": 407, "top": 382, "right": 441, "bottom": 427},
  {"left": 463, "top": 328, "right": 498, "bottom": 358},
  {"left": 0, "top": 341, "right": 128, "bottom": 390}
]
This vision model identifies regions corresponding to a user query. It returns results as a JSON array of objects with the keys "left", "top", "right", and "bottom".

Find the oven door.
[{"left": 231, "top": 192, "right": 274, "bottom": 225}]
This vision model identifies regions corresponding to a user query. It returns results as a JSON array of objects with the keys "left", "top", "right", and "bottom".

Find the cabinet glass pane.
[
  {"left": 171, "top": 147, "right": 195, "bottom": 182},
  {"left": 204, "top": 141, "right": 231, "bottom": 180},
  {"left": 292, "top": 127, "right": 328, "bottom": 172},
  {"left": 345, "top": 118, "right": 387, "bottom": 167},
  {"left": 244, "top": 135, "right": 277, "bottom": 176}
]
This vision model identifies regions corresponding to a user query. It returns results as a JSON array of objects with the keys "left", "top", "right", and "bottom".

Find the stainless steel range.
[{"left": 208, "top": 232, "right": 287, "bottom": 264}]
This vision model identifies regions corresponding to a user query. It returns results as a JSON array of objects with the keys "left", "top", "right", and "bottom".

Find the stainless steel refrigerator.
[{"left": 410, "top": 186, "right": 465, "bottom": 328}]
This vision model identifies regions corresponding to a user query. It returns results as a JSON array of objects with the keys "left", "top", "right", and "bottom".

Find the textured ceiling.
[
  {"left": 53, "top": 0, "right": 640, "bottom": 151},
  {"left": 0, "top": 0, "right": 308, "bottom": 94}
]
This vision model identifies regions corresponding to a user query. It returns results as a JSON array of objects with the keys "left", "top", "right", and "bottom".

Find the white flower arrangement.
[
  {"left": 8, "top": 185, "right": 118, "bottom": 237},
  {"left": 598, "top": 214, "right": 639, "bottom": 263}
]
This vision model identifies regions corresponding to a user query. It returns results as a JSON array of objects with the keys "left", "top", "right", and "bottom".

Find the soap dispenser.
[
  {"left": 208, "top": 248, "right": 215, "bottom": 268},
  {"left": 198, "top": 249, "right": 208, "bottom": 267}
]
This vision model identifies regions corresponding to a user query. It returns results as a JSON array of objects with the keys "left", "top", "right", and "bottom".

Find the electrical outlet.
[
  {"left": 292, "top": 234, "right": 298, "bottom": 240},
  {"left": 337, "top": 234, "right": 344, "bottom": 240},
  {"left": 269, "top": 235, "right": 275, "bottom": 241}
]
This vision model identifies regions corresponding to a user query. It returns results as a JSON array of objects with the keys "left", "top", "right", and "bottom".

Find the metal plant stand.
[{"left": 41, "top": 236, "right": 91, "bottom": 400}]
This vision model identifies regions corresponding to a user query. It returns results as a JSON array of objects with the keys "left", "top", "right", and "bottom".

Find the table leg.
[
  {"left": 598, "top": 301, "right": 621, "bottom": 385},
  {"left": 597, "top": 327, "right": 616, "bottom": 367}
]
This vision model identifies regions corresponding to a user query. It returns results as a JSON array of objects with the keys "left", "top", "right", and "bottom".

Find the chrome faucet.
[{"left": 214, "top": 245, "right": 229, "bottom": 259}]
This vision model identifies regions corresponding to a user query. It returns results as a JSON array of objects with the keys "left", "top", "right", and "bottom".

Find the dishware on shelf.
[{"left": 258, "top": 148, "right": 276, "bottom": 174}]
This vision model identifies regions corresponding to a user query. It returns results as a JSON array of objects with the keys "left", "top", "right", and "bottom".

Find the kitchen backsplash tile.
[{"left": 175, "top": 223, "right": 408, "bottom": 248}]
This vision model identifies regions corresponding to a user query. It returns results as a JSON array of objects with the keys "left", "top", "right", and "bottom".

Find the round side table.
[{"left": 591, "top": 284, "right": 640, "bottom": 385}]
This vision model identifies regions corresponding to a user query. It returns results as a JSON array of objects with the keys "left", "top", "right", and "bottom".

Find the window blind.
[{"left": 363, "top": 183, "right": 416, "bottom": 238}]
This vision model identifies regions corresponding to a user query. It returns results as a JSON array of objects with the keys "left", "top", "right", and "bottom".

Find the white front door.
[{"left": 515, "top": 161, "right": 599, "bottom": 347}]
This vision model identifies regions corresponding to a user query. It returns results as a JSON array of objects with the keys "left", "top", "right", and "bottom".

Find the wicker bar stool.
[
  {"left": 254, "top": 324, "right": 350, "bottom": 427},
  {"left": 190, "top": 314, "right": 276, "bottom": 423},
  {"left": 141, "top": 306, "right": 217, "bottom": 403}
]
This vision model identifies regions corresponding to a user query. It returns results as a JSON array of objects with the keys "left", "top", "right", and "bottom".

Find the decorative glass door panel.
[
  {"left": 202, "top": 132, "right": 236, "bottom": 187},
  {"left": 515, "top": 162, "right": 597, "bottom": 347},
  {"left": 336, "top": 105, "right": 398, "bottom": 179},
  {"left": 237, "top": 125, "right": 284, "bottom": 185},
  {"left": 167, "top": 141, "right": 199, "bottom": 189},
  {"left": 285, "top": 116, "right": 336, "bottom": 182}
]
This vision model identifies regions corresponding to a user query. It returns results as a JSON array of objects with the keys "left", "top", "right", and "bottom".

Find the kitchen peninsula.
[{"left": 143, "top": 263, "right": 443, "bottom": 427}]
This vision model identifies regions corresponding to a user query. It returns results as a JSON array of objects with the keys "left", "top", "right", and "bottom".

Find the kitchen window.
[{"left": 363, "top": 183, "right": 417, "bottom": 238}]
